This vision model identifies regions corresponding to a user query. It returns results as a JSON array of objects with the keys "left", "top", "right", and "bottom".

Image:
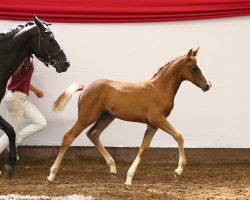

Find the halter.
[{"left": 36, "top": 27, "right": 64, "bottom": 67}]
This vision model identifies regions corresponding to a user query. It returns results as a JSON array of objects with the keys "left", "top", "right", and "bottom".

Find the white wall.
[{"left": 0, "top": 16, "right": 250, "bottom": 148}]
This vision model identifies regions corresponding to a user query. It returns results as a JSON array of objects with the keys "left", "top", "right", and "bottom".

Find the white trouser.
[{"left": 0, "top": 91, "right": 47, "bottom": 154}]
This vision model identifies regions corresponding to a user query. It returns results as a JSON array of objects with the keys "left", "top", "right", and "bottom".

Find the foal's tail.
[{"left": 53, "top": 82, "right": 85, "bottom": 112}]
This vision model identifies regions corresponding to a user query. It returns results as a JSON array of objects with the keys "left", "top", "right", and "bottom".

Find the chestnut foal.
[{"left": 47, "top": 48, "right": 211, "bottom": 189}]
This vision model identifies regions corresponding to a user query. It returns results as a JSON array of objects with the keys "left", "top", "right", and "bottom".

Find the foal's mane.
[
  {"left": 0, "top": 21, "right": 35, "bottom": 41},
  {"left": 151, "top": 56, "right": 183, "bottom": 79}
]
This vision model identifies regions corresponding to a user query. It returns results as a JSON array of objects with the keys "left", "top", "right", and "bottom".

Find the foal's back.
[{"left": 79, "top": 79, "right": 167, "bottom": 123}]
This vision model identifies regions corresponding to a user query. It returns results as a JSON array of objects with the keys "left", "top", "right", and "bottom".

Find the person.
[{"left": 0, "top": 55, "right": 47, "bottom": 160}]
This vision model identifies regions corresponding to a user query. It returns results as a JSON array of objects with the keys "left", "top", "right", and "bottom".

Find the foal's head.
[{"left": 181, "top": 48, "right": 211, "bottom": 92}]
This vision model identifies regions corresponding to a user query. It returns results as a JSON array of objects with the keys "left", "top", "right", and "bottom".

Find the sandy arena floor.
[{"left": 0, "top": 160, "right": 249, "bottom": 200}]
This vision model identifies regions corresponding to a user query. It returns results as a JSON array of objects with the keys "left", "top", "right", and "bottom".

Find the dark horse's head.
[
  {"left": 0, "top": 16, "right": 70, "bottom": 177},
  {"left": 32, "top": 16, "right": 70, "bottom": 73}
]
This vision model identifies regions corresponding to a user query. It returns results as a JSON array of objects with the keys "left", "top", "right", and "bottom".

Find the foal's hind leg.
[
  {"left": 125, "top": 125, "right": 157, "bottom": 189},
  {"left": 86, "top": 112, "right": 116, "bottom": 174},
  {"left": 47, "top": 120, "right": 87, "bottom": 182}
]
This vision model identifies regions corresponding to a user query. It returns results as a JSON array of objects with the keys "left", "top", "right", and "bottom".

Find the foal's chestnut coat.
[{"left": 47, "top": 48, "right": 211, "bottom": 189}]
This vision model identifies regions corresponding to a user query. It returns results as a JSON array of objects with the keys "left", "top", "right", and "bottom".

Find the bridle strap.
[{"left": 37, "top": 27, "right": 63, "bottom": 67}]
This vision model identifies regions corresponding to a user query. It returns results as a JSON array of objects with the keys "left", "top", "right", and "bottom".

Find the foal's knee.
[
  {"left": 175, "top": 132, "right": 184, "bottom": 145},
  {"left": 62, "top": 133, "right": 74, "bottom": 147}
]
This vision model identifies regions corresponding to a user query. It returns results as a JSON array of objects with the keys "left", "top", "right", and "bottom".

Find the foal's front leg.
[
  {"left": 152, "top": 117, "right": 186, "bottom": 177},
  {"left": 125, "top": 125, "right": 157, "bottom": 189},
  {"left": 47, "top": 120, "right": 86, "bottom": 182}
]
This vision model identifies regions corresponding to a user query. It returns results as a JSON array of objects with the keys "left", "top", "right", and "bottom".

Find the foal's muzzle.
[{"left": 201, "top": 81, "right": 212, "bottom": 92}]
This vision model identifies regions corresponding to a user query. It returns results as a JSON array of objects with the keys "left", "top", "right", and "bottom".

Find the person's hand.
[{"left": 34, "top": 89, "right": 44, "bottom": 98}]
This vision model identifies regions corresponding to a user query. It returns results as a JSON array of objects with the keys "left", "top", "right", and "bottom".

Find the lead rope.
[
  {"left": 18, "top": 57, "right": 33, "bottom": 80},
  {"left": 13, "top": 59, "right": 26, "bottom": 75}
]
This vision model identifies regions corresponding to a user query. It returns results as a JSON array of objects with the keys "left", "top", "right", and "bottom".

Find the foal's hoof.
[
  {"left": 174, "top": 172, "right": 179, "bottom": 180},
  {"left": 47, "top": 175, "right": 54, "bottom": 183},
  {"left": 174, "top": 169, "right": 182, "bottom": 180},
  {"left": 5, "top": 164, "right": 14, "bottom": 178},
  {"left": 125, "top": 183, "right": 132, "bottom": 190},
  {"left": 110, "top": 167, "right": 117, "bottom": 175},
  {"left": 110, "top": 171, "right": 117, "bottom": 176}
]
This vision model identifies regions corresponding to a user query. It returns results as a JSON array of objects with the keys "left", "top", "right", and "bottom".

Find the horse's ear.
[
  {"left": 187, "top": 49, "right": 193, "bottom": 58},
  {"left": 34, "top": 16, "right": 47, "bottom": 32},
  {"left": 193, "top": 47, "right": 199, "bottom": 57}
]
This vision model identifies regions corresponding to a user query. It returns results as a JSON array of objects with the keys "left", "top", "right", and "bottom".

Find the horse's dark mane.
[
  {"left": 151, "top": 56, "right": 182, "bottom": 79},
  {"left": 0, "top": 21, "right": 35, "bottom": 41}
]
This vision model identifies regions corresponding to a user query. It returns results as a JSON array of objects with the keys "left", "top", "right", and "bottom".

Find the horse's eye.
[
  {"left": 47, "top": 34, "right": 55, "bottom": 41},
  {"left": 48, "top": 37, "right": 55, "bottom": 41},
  {"left": 44, "top": 32, "right": 55, "bottom": 41}
]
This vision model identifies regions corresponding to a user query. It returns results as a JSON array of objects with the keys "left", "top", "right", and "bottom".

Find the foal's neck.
[{"left": 151, "top": 57, "right": 184, "bottom": 101}]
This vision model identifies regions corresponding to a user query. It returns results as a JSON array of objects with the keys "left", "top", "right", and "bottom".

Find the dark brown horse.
[
  {"left": 47, "top": 48, "right": 211, "bottom": 189},
  {"left": 0, "top": 16, "right": 70, "bottom": 176}
]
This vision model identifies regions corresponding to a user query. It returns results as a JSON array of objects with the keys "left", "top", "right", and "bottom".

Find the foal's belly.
[{"left": 107, "top": 106, "right": 149, "bottom": 124}]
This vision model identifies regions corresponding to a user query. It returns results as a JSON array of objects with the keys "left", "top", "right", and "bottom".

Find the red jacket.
[{"left": 8, "top": 58, "right": 34, "bottom": 95}]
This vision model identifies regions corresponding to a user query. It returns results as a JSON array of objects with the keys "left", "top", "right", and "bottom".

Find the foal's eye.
[
  {"left": 193, "top": 67, "right": 198, "bottom": 72},
  {"left": 191, "top": 65, "right": 199, "bottom": 73}
]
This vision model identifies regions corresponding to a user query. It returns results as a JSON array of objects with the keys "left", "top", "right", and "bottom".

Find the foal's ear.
[
  {"left": 187, "top": 49, "right": 193, "bottom": 58},
  {"left": 193, "top": 47, "right": 199, "bottom": 57},
  {"left": 34, "top": 16, "right": 47, "bottom": 32}
]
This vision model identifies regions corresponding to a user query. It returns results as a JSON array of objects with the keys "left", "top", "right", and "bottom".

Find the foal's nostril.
[
  {"left": 202, "top": 82, "right": 211, "bottom": 92},
  {"left": 207, "top": 81, "right": 212, "bottom": 88}
]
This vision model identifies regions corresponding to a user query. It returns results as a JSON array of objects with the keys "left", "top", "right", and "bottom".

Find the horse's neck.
[
  {"left": 151, "top": 59, "right": 184, "bottom": 101},
  {"left": 0, "top": 26, "right": 36, "bottom": 80},
  {"left": 0, "top": 26, "right": 37, "bottom": 101}
]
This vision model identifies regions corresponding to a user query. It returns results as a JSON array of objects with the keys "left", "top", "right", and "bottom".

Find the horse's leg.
[
  {"left": 152, "top": 117, "right": 186, "bottom": 177},
  {"left": 125, "top": 125, "right": 157, "bottom": 189},
  {"left": 0, "top": 115, "right": 16, "bottom": 177},
  {"left": 47, "top": 119, "right": 87, "bottom": 182},
  {"left": 86, "top": 111, "right": 116, "bottom": 174}
]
